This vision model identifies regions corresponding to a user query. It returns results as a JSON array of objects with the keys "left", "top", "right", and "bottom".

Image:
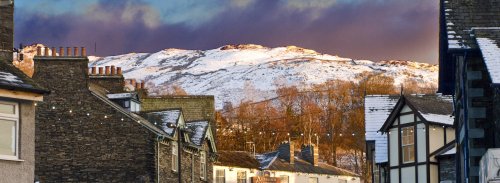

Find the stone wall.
[
  {"left": 89, "top": 75, "right": 125, "bottom": 93},
  {"left": 32, "top": 56, "right": 157, "bottom": 182},
  {"left": 439, "top": 156, "right": 456, "bottom": 182},
  {"left": 0, "top": 0, "right": 14, "bottom": 61}
]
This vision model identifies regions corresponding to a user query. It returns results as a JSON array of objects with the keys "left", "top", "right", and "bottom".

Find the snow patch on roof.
[
  {"left": 441, "top": 147, "right": 456, "bottom": 156},
  {"left": 256, "top": 151, "right": 279, "bottom": 169},
  {"left": 186, "top": 121, "right": 208, "bottom": 146},
  {"left": 147, "top": 110, "right": 181, "bottom": 135},
  {"left": 477, "top": 38, "right": 500, "bottom": 84},
  {"left": 106, "top": 93, "right": 134, "bottom": 99},
  {"left": 421, "top": 113, "right": 454, "bottom": 125},
  {"left": 0, "top": 71, "right": 23, "bottom": 84},
  {"left": 365, "top": 95, "right": 399, "bottom": 163}
]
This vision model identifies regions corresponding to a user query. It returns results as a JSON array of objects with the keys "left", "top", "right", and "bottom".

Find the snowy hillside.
[{"left": 86, "top": 44, "right": 438, "bottom": 109}]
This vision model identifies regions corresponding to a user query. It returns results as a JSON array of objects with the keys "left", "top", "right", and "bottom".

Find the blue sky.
[{"left": 14, "top": 0, "right": 439, "bottom": 63}]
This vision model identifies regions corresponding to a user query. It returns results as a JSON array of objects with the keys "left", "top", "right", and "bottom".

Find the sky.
[{"left": 14, "top": 0, "right": 439, "bottom": 63}]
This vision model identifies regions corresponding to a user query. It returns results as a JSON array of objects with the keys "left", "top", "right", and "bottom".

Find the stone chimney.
[
  {"left": 88, "top": 66, "right": 125, "bottom": 93},
  {"left": 0, "top": 1, "right": 14, "bottom": 62},
  {"left": 301, "top": 144, "right": 319, "bottom": 166},
  {"left": 278, "top": 141, "right": 294, "bottom": 164}
]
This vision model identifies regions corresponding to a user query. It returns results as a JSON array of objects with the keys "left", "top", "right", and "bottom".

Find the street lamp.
[{"left": 166, "top": 123, "right": 192, "bottom": 183}]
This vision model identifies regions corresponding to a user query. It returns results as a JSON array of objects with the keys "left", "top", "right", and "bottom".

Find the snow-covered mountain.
[{"left": 87, "top": 44, "right": 438, "bottom": 109}]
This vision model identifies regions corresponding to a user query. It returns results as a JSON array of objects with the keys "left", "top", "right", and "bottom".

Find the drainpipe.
[{"left": 461, "top": 51, "right": 469, "bottom": 183}]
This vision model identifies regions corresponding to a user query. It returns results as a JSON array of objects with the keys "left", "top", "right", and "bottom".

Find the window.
[
  {"left": 200, "top": 151, "right": 206, "bottom": 180},
  {"left": 123, "top": 100, "right": 130, "bottom": 108},
  {"left": 279, "top": 175, "right": 289, "bottom": 183},
  {"left": 216, "top": 169, "right": 225, "bottom": 183},
  {"left": 172, "top": 141, "right": 178, "bottom": 172},
  {"left": 308, "top": 177, "right": 318, "bottom": 183},
  {"left": 237, "top": 171, "right": 246, "bottom": 183},
  {"left": 401, "top": 126, "right": 415, "bottom": 163},
  {"left": 0, "top": 101, "right": 18, "bottom": 160}
]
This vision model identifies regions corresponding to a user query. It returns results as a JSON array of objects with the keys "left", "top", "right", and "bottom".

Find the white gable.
[{"left": 365, "top": 95, "right": 399, "bottom": 163}]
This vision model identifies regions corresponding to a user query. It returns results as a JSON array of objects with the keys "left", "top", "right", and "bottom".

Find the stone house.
[
  {"left": 214, "top": 142, "right": 360, "bottom": 183},
  {"left": 437, "top": 0, "right": 500, "bottom": 182},
  {"left": 0, "top": 54, "right": 47, "bottom": 182},
  {"left": 31, "top": 48, "right": 216, "bottom": 182},
  {"left": 378, "top": 94, "right": 456, "bottom": 183}
]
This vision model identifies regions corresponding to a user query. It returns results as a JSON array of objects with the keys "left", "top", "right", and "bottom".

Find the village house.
[
  {"left": 437, "top": 0, "right": 500, "bottom": 182},
  {"left": 0, "top": 1, "right": 49, "bottom": 182},
  {"left": 377, "top": 94, "right": 455, "bottom": 183},
  {"left": 214, "top": 142, "right": 360, "bottom": 183},
  {"left": 365, "top": 95, "right": 399, "bottom": 183},
  {"left": 30, "top": 47, "right": 217, "bottom": 182}
]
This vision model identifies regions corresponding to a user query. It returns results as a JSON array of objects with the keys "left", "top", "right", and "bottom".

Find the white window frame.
[
  {"left": 401, "top": 126, "right": 415, "bottom": 163},
  {"left": 200, "top": 151, "right": 206, "bottom": 180},
  {"left": 216, "top": 169, "right": 225, "bottom": 183},
  {"left": 237, "top": 171, "right": 246, "bottom": 183},
  {"left": 0, "top": 100, "right": 19, "bottom": 160},
  {"left": 171, "top": 141, "right": 178, "bottom": 172}
]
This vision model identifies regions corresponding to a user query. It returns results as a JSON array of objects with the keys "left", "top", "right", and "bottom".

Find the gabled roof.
[
  {"left": 365, "top": 95, "right": 399, "bottom": 163},
  {"left": 143, "top": 109, "right": 183, "bottom": 137},
  {"left": 380, "top": 94, "right": 454, "bottom": 132},
  {"left": 0, "top": 59, "right": 48, "bottom": 94},
  {"left": 442, "top": 0, "right": 500, "bottom": 50},
  {"left": 214, "top": 151, "right": 260, "bottom": 169},
  {"left": 476, "top": 29, "right": 500, "bottom": 84},
  {"left": 185, "top": 120, "right": 209, "bottom": 146},
  {"left": 88, "top": 83, "right": 168, "bottom": 137},
  {"left": 259, "top": 152, "right": 359, "bottom": 177}
]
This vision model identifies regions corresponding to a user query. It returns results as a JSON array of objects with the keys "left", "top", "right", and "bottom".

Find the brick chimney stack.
[{"left": 110, "top": 66, "right": 116, "bottom": 75}]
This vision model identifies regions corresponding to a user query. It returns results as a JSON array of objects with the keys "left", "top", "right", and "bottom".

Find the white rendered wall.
[
  {"left": 390, "top": 169, "right": 399, "bottom": 183},
  {"left": 428, "top": 125, "right": 444, "bottom": 158},
  {"left": 213, "top": 165, "right": 361, "bottom": 183},
  {"left": 430, "top": 165, "right": 438, "bottom": 183},
  {"left": 389, "top": 128, "right": 399, "bottom": 166},
  {"left": 417, "top": 165, "right": 427, "bottom": 183},
  {"left": 417, "top": 124, "right": 426, "bottom": 163},
  {"left": 446, "top": 127, "right": 455, "bottom": 143}
]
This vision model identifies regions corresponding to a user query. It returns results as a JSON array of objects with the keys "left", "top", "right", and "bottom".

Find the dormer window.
[{"left": 123, "top": 101, "right": 130, "bottom": 108}]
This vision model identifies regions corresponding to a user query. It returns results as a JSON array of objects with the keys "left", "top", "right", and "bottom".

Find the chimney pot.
[
  {"left": 98, "top": 67, "right": 104, "bottom": 75},
  {"left": 19, "top": 53, "right": 24, "bottom": 61},
  {"left": 117, "top": 67, "right": 122, "bottom": 75},
  {"left": 141, "top": 82, "right": 145, "bottom": 89},
  {"left": 131, "top": 79, "right": 136, "bottom": 86},
  {"left": 105, "top": 66, "right": 111, "bottom": 75},
  {"left": 59, "top": 47, "right": 65, "bottom": 56},
  {"left": 81, "top": 47, "right": 87, "bottom": 56},
  {"left": 51, "top": 47, "right": 57, "bottom": 56},
  {"left": 136, "top": 82, "right": 142, "bottom": 90},
  {"left": 74, "top": 47, "right": 79, "bottom": 57},
  {"left": 44, "top": 47, "right": 49, "bottom": 56},
  {"left": 91, "top": 67, "right": 97, "bottom": 75},
  {"left": 36, "top": 47, "right": 42, "bottom": 56},
  {"left": 110, "top": 66, "right": 116, "bottom": 75},
  {"left": 66, "top": 47, "right": 72, "bottom": 56}
]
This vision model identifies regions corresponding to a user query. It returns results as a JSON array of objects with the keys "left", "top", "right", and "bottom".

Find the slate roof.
[
  {"left": 214, "top": 151, "right": 260, "bottom": 169},
  {"left": 443, "top": 0, "right": 500, "bottom": 50},
  {"left": 475, "top": 29, "right": 500, "bottom": 84},
  {"left": 365, "top": 95, "right": 399, "bottom": 163},
  {"left": 185, "top": 121, "right": 209, "bottom": 146},
  {"left": 88, "top": 83, "right": 168, "bottom": 137},
  {"left": 143, "top": 109, "right": 182, "bottom": 136},
  {"left": 0, "top": 59, "right": 47, "bottom": 94},
  {"left": 405, "top": 94, "right": 454, "bottom": 125},
  {"left": 107, "top": 93, "right": 136, "bottom": 99},
  {"left": 261, "top": 153, "right": 359, "bottom": 177}
]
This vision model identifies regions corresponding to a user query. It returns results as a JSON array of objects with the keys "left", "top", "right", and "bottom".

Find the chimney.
[
  {"left": 74, "top": 47, "right": 79, "bottom": 56},
  {"left": 98, "top": 67, "right": 104, "bottom": 75},
  {"left": 59, "top": 47, "right": 65, "bottom": 56},
  {"left": 140, "top": 82, "right": 145, "bottom": 89},
  {"left": 110, "top": 66, "right": 116, "bottom": 75},
  {"left": 136, "top": 82, "right": 142, "bottom": 90},
  {"left": 117, "top": 67, "right": 122, "bottom": 75},
  {"left": 81, "top": 47, "right": 86, "bottom": 56},
  {"left": 51, "top": 47, "right": 56, "bottom": 56},
  {"left": 131, "top": 79, "right": 136, "bottom": 86},
  {"left": 66, "top": 47, "right": 71, "bottom": 56},
  {"left": 44, "top": 47, "right": 49, "bottom": 56},
  {"left": 91, "top": 67, "right": 97, "bottom": 75},
  {"left": 37, "top": 47, "right": 42, "bottom": 56},
  {"left": 301, "top": 144, "right": 319, "bottom": 166},
  {"left": 105, "top": 66, "right": 110, "bottom": 75},
  {"left": 278, "top": 141, "right": 294, "bottom": 164}
]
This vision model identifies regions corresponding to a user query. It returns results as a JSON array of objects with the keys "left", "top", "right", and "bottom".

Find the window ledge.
[{"left": 0, "top": 157, "right": 24, "bottom": 162}]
